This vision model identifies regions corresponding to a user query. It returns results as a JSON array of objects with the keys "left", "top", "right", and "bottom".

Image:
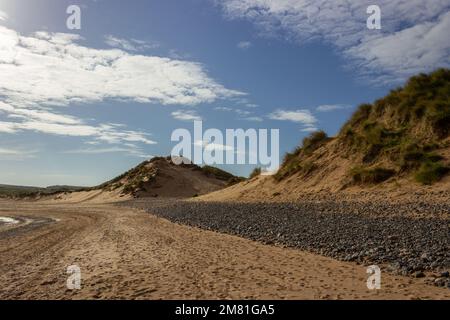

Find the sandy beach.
[{"left": 0, "top": 199, "right": 448, "bottom": 300}]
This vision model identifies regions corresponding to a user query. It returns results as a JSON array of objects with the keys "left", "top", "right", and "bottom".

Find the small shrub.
[
  {"left": 274, "top": 161, "right": 316, "bottom": 181},
  {"left": 226, "top": 176, "right": 246, "bottom": 186},
  {"left": 249, "top": 167, "right": 261, "bottom": 179},
  {"left": 414, "top": 162, "right": 449, "bottom": 185},
  {"left": 202, "top": 165, "right": 235, "bottom": 181},
  {"left": 348, "top": 104, "right": 372, "bottom": 126},
  {"left": 400, "top": 142, "right": 444, "bottom": 171},
  {"left": 351, "top": 167, "right": 396, "bottom": 184},
  {"left": 302, "top": 130, "right": 328, "bottom": 153}
]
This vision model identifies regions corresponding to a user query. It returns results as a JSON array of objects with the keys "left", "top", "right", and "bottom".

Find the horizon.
[{"left": 1, "top": 0, "right": 449, "bottom": 187}]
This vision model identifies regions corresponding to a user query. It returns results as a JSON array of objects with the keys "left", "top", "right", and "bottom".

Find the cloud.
[
  {"left": 0, "top": 121, "right": 19, "bottom": 133},
  {"left": 0, "top": 147, "right": 37, "bottom": 160},
  {"left": 0, "top": 10, "right": 7, "bottom": 21},
  {"left": 347, "top": 11, "right": 450, "bottom": 83},
  {"left": 0, "top": 102, "right": 81, "bottom": 124},
  {"left": 214, "top": 106, "right": 233, "bottom": 112},
  {"left": 301, "top": 127, "right": 319, "bottom": 133},
  {"left": 194, "top": 140, "right": 234, "bottom": 151},
  {"left": 0, "top": 102, "right": 156, "bottom": 145},
  {"left": 0, "top": 26, "right": 243, "bottom": 108},
  {"left": 268, "top": 109, "right": 317, "bottom": 125},
  {"left": 218, "top": 0, "right": 450, "bottom": 83},
  {"left": 105, "top": 35, "right": 159, "bottom": 52},
  {"left": 63, "top": 145, "right": 153, "bottom": 158},
  {"left": 316, "top": 104, "right": 352, "bottom": 112},
  {"left": 241, "top": 116, "right": 263, "bottom": 122},
  {"left": 235, "top": 109, "right": 251, "bottom": 116},
  {"left": 237, "top": 41, "right": 252, "bottom": 50},
  {"left": 171, "top": 110, "right": 202, "bottom": 121},
  {"left": 215, "top": 106, "right": 263, "bottom": 121},
  {"left": 0, "top": 148, "right": 30, "bottom": 155},
  {"left": 168, "top": 49, "right": 192, "bottom": 60},
  {"left": 0, "top": 25, "right": 244, "bottom": 146}
]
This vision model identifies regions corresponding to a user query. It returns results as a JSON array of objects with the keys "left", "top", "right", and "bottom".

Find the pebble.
[{"left": 120, "top": 199, "right": 450, "bottom": 289}]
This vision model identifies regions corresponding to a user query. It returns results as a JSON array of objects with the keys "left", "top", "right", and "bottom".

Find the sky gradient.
[{"left": 0, "top": 0, "right": 449, "bottom": 186}]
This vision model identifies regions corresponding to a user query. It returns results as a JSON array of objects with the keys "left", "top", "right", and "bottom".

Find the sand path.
[{"left": 0, "top": 200, "right": 448, "bottom": 300}]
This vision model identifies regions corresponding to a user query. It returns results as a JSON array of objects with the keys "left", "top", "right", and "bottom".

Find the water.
[{"left": 0, "top": 217, "right": 19, "bottom": 225}]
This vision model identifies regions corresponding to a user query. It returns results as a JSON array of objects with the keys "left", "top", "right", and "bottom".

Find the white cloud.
[
  {"left": 268, "top": 109, "right": 317, "bottom": 125},
  {"left": 171, "top": 110, "right": 202, "bottom": 121},
  {"left": 0, "top": 10, "right": 7, "bottom": 21},
  {"left": 237, "top": 41, "right": 252, "bottom": 50},
  {"left": 316, "top": 104, "right": 352, "bottom": 112},
  {"left": 0, "top": 147, "right": 37, "bottom": 160},
  {"left": 215, "top": 106, "right": 233, "bottom": 112},
  {"left": 301, "top": 127, "right": 319, "bottom": 133},
  {"left": 0, "top": 102, "right": 81, "bottom": 124},
  {"left": 0, "top": 147, "right": 30, "bottom": 155},
  {"left": 63, "top": 145, "right": 153, "bottom": 158},
  {"left": 168, "top": 49, "right": 191, "bottom": 60},
  {"left": 215, "top": 106, "right": 263, "bottom": 121},
  {"left": 241, "top": 116, "right": 263, "bottom": 122},
  {"left": 347, "top": 11, "right": 450, "bottom": 83},
  {"left": 0, "top": 121, "right": 19, "bottom": 133},
  {"left": 194, "top": 140, "right": 234, "bottom": 151},
  {"left": 0, "top": 26, "right": 243, "bottom": 107},
  {"left": 235, "top": 109, "right": 251, "bottom": 116},
  {"left": 0, "top": 25, "right": 244, "bottom": 146},
  {"left": 218, "top": 0, "right": 450, "bottom": 83},
  {"left": 0, "top": 102, "right": 156, "bottom": 145},
  {"left": 105, "top": 35, "right": 159, "bottom": 52}
]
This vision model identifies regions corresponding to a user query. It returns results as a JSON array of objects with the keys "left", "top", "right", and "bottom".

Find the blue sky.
[{"left": 0, "top": 0, "right": 449, "bottom": 186}]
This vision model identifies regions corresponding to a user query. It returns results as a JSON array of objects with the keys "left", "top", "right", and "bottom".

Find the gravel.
[{"left": 121, "top": 199, "right": 450, "bottom": 287}]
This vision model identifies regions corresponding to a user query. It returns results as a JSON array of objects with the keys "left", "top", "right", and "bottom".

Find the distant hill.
[{"left": 0, "top": 184, "right": 85, "bottom": 198}]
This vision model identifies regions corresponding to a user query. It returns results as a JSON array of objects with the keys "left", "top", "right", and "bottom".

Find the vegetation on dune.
[
  {"left": 201, "top": 165, "right": 235, "bottom": 181},
  {"left": 249, "top": 167, "right": 261, "bottom": 179},
  {"left": 414, "top": 162, "right": 449, "bottom": 185},
  {"left": 302, "top": 130, "right": 330, "bottom": 154},
  {"left": 275, "top": 69, "right": 450, "bottom": 185},
  {"left": 340, "top": 69, "right": 450, "bottom": 185},
  {"left": 351, "top": 167, "right": 396, "bottom": 184},
  {"left": 0, "top": 184, "right": 85, "bottom": 198},
  {"left": 202, "top": 165, "right": 245, "bottom": 186},
  {"left": 274, "top": 130, "right": 328, "bottom": 181}
]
